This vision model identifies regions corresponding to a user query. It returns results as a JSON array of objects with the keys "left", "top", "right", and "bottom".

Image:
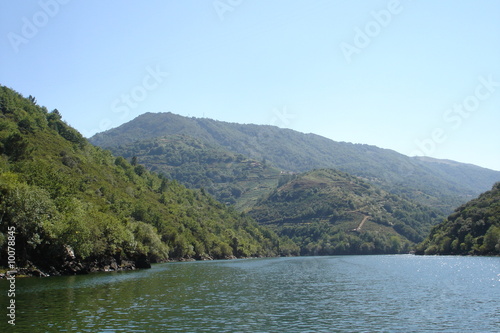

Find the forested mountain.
[
  {"left": 108, "top": 134, "right": 282, "bottom": 210},
  {"left": 90, "top": 130, "right": 447, "bottom": 255},
  {"left": 416, "top": 182, "right": 500, "bottom": 255},
  {"left": 248, "top": 169, "right": 443, "bottom": 255},
  {"left": 90, "top": 112, "right": 500, "bottom": 213},
  {"left": 0, "top": 86, "right": 281, "bottom": 276}
]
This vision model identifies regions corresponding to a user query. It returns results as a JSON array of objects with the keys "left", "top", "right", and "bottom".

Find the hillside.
[
  {"left": 109, "top": 134, "right": 282, "bottom": 210},
  {"left": 248, "top": 169, "right": 443, "bottom": 255},
  {"left": 416, "top": 182, "right": 500, "bottom": 255},
  {"left": 90, "top": 112, "right": 500, "bottom": 213},
  {"left": 0, "top": 86, "right": 282, "bottom": 276}
]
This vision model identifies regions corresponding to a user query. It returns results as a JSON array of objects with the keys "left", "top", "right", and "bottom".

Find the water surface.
[{"left": 1, "top": 255, "right": 499, "bottom": 332}]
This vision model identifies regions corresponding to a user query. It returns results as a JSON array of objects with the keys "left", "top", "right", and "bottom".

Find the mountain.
[
  {"left": 248, "top": 169, "right": 442, "bottom": 255},
  {"left": 0, "top": 86, "right": 281, "bottom": 276},
  {"left": 416, "top": 182, "right": 500, "bottom": 255},
  {"left": 107, "top": 134, "right": 282, "bottom": 211},
  {"left": 90, "top": 112, "right": 500, "bottom": 213}
]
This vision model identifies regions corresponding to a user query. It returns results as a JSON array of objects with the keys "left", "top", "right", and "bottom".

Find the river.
[{"left": 1, "top": 255, "right": 499, "bottom": 332}]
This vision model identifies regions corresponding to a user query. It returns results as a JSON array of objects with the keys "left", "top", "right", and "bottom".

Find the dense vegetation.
[
  {"left": 416, "top": 182, "right": 500, "bottom": 255},
  {"left": 90, "top": 112, "right": 500, "bottom": 256},
  {"left": 109, "top": 135, "right": 281, "bottom": 210},
  {"left": 0, "top": 86, "right": 281, "bottom": 275},
  {"left": 249, "top": 169, "right": 443, "bottom": 255},
  {"left": 90, "top": 112, "right": 500, "bottom": 214}
]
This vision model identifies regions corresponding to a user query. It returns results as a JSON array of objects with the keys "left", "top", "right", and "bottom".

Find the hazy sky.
[{"left": 1, "top": 0, "right": 499, "bottom": 171}]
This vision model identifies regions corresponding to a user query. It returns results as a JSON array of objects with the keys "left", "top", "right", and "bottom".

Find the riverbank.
[{"left": 0, "top": 253, "right": 274, "bottom": 278}]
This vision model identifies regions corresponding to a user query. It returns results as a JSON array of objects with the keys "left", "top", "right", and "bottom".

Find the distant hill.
[
  {"left": 416, "top": 182, "right": 500, "bottom": 255},
  {"left": 108, "top": 134, "right": 282, "bottom": 211},
  {"left": 0, "top": 86, "right": 281, "bottom": 276},
  {"left": 248, "top": 169, "right": 443, "bottom": 255},
  {"left": 90, "top": 112, "right": 500, "bottom": 213}
]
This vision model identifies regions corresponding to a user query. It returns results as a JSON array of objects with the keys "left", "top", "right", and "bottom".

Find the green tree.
[
  {"left": 0, "top": 182, "right": 58, "bottom": 264},
  {"left": 480, "top": 225, "right": 500, "bottom": 254},
  {"left": 4, "top": 133, "right": 30, "bottom": 161}
]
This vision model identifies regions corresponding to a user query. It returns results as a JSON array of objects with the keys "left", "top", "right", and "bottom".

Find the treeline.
[
  {"left": 0, "top": 86, "right": 281, "bottom": 274},
  {"left": 416, "top": 182, "right": 500, "bottom": 255},
  {"left": 280, "top": 221, "right": 412, "bottom": 255},
  {"left": 249, "top": 169, "right": 443, "bottom": 254}
]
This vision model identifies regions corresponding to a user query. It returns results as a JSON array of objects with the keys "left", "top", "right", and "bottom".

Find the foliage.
[
  {"left": 416, "top": 182, "right": 500, "bottom": 256},
  {"left": 249, "top": 169, "right": 443, "bottom": 255},
  {"left": 90, "top": 112, "right": 500, "bottom": 214},
  {"left": 0, "top": 85, "right": 280, "bottom": 272},
  {"left": 108, "top": 135, "right": 282, "bottom": 210}
]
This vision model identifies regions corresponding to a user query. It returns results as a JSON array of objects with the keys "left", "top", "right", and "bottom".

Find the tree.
[
  {"left": 47, "top": 109, "right": 62, "bottom": 121},
  {"left": 480, "top": 225, "right": 500, "bottom": 254},
  {"left": 0, "top": 183, "right": 59, "bottom": 264},
  {"left": 4, "top": 133, "right": 30, "bottom": 161},
  {"left": 132, "top": 221, "right": 169, "bottom": 261}
]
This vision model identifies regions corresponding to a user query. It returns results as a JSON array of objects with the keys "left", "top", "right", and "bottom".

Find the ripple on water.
[{"left": 5, "top": 256, "right": 499, "bottom": 332}]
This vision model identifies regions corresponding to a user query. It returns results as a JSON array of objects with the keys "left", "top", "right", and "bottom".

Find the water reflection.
[{"left": 1, "top": 256, "right": 498, "bottom": 332}]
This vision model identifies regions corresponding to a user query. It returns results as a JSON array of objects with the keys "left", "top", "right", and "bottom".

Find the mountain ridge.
[{"left": 90, "top": 112, "right": 500, "bottom": 213}]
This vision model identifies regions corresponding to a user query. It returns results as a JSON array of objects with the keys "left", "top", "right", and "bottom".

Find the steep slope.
[
  {"left": 416, "top": 182, "right": 500, "bottom": 255},
  {"left": 248, "top": 169, "right": 443, "bottom": 255},
  {"left": 90, "top": 112, "right": 500, "bottom": 213},
  {"left": 0, "top": 86, "right": 280, "bottom": 275},
  {"left": 109, "top": 134, "right": 282, "bottom": 210},
  {"left": 412, "top": 156, "right": 499, "bottom": 199}
]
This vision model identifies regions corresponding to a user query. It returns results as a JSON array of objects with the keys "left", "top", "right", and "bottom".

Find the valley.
[
  {"left": 1, "top": 87, "right": 498, "bottom": 279},
  {"left": 89, "top": 112, "right": 499, "bottom": 256}
]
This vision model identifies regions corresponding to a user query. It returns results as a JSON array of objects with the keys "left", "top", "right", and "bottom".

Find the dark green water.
[{"left": 1, "top": 255, "right": 499, "bottom": 332}]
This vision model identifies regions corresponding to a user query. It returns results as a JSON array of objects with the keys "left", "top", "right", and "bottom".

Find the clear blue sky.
[{"left": 1, "top": 0, "right": 499, "bottom": 171}]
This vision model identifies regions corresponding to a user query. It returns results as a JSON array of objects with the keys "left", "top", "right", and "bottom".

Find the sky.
[{"left": 1, "top": 0, "right": 499, "bottom": 171}]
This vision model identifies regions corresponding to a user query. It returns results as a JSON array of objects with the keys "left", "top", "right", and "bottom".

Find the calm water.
[{"left": 1, "top": 255, "right": 499, "bottom": 332}]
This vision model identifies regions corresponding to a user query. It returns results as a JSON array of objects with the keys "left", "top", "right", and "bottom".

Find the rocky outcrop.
[{"left": 1, "top": 245, "right": 153, "bottom": 278}]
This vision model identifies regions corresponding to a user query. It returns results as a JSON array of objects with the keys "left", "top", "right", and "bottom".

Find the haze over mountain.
[{"left": 90, "top": 112, "right": 500, "bottom": 214}]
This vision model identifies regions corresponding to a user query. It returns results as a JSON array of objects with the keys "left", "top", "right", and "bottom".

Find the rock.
[
  {"left": 49, "top": 267, "right": 61, "bottom": 276},
  {"left": 17, "top": 267, "right": 49, "bottom": 277},
  {"left": 64, "top": 245, "right": 76, "bottom": 260},
  {"left": 110, "top": 260, "right": 118, "bottom": 271},
  {"left": 61, "top": 260, "right": 85, "bottom": 275},
  {"left": 13, "top": 252, "right": 152, "bottom": 277},
  {"left": 32, "top": 269, "right": 49, "bottom": 278},
  {"left": 119, "top": 260, "right": 135, "bottom": 270}
]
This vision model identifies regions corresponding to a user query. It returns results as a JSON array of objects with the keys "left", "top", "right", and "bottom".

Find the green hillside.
[
  {"left": 109, "top": 135, "right": 281, "bottom": 210},
  {"left": 248, "top": 169, "right": 443, "bottom": 255},
  {"left": 90, "top": 112, "right": 500, "bottom": 213},
  {"left": 416, "top": 182, "right": 500, "bottom": 255},
  {"left": 0, "top": 86, "right": 280, "bottom": 275}
]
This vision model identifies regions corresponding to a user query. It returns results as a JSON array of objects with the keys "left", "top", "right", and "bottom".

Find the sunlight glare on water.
[{"left": 1, "top": 255, "right": 498, "bottom": 332}]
